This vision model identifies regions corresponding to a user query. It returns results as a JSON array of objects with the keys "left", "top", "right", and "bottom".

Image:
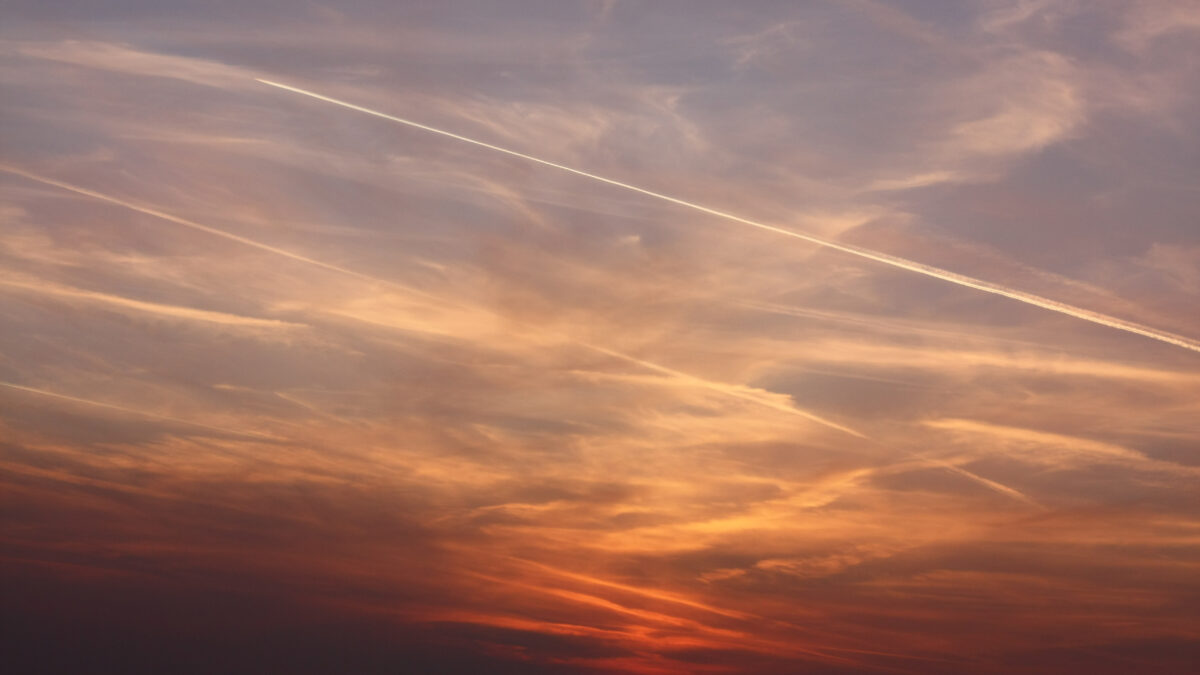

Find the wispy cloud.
[
  {"left": 257, "top": 77, "right": 1200, "bottom": 355},
  {"left": 0, "top": 277, "right": 299, "bottom": 330},
  {"left": 3, "top": 4, "right": 1199, "bottom": 673}
]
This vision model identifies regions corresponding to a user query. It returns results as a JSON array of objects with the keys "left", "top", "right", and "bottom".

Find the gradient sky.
[{"left": 2, "top": 1, "right": 1199, "bottom": 673}]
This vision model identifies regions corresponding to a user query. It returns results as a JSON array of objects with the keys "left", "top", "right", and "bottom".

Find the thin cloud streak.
[
  {"left": 3, "top": 12, "right": 1196, "bottom": 669},
  {"left": 0, "top": 381, "right": 283, "bottom": 440},
  {"left": 585, "top": 344, "right": 1038, "bottom": 506},
  {"left": 1, "top": 166, "right": 866, "bottom": 444},
  {"left": 581, "top": 342, "right": 868, "bottom": 439},
  {"left": 934, "top": 460, "right": 1043, "bottom": 508},
  {"left": 0, "top": 277, "right": 299, "bottom": 329},
  {"left": 510, "top": 557, "right": 756, "bottom": 620},
  {"left": 255, "top": 78, "right": 1200, "bottom": 356},
  {"left": 0, "top": 165, "right": 439, "bottom": 303}
]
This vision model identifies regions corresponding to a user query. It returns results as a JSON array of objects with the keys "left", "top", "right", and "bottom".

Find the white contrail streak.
[
  {"left": 2, "top": 164, "right": 863, "bottom": 438},
  {"left": 0, "top": 165, "right": 438, "bottom": 302},
  {"left": 255, "top": 78, "right": 1200, "bottom": 356},
  {"left": 252, "top": 78, "right": 1040, "bottom": 505},
  {"left": 580, "top": 342, "right": 868, "bottom": 439},
  {"left": 0, "top": 277, "right": 298, "bottom": 328},
  {"left": 0, "top": 381, "right": 282, "bottom": 440},
  {"left": 0, "top": 161, "right": 1032, "bottom": 503},
  {"left": 580, "top": 344, "right": 1038, "bottom": 505},
  {"left": 935, "top": 461, "right": 1042, "bottom": 508}
]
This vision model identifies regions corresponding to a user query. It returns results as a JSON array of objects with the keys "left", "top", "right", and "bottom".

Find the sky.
[{"left": 1, "top": 1, "right": 1199, "bottom": 673}]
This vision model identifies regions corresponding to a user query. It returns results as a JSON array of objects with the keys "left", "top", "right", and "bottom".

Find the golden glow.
[
  {"left": 258, "top": 78, "right": 1200, "bottom": 355},
  {"left": 3, "top": 5, "right": 1199, "bottom": 673}
]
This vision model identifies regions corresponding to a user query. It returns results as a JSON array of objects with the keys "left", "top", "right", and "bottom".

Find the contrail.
[
  {"left": 251, "top": 78, "right": 1039, "bottom": 505},
  {"left": 581, "top": 343, "right": 1039, "bottom": 505},
  {"left": 0, "top": 277, "right": 298, "bottom": 329},
  {"left": 0, "top": 165, "right": 1032, "bottom": 504},
  {"left": 0, "top": 165, "right": 438, "bottom": 302},
  {"left": 580, "top": 342, "right": 867, "bottom": 439},
  {"left": 255, "top": 78, "right": 1200, "bottom": 356},
  {"left": 935, "top": 461, "right": 1042, "bottom": 508},
  {"left": 2, "top": 164, "right": 863, "bottom": 439},
  {"left": 0, "top": 381, "right": 282, "bottom": 441}
]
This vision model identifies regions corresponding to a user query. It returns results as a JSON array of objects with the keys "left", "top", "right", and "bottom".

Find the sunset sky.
[{"left": 2, "top": 1, "right": 1199, "bottom": 673}]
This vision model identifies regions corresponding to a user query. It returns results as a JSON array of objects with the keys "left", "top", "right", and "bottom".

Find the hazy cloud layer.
[{"left": 2, "top": 2, "right": 1198, "bottom": 673}]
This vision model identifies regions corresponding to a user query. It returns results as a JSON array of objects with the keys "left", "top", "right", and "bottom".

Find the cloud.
[
  {"left": 925, "top": 418, "right": 1200, "bottom": 475},
  {"left": 15, "top": 40, "right": 262, "bottom": 90},
  {"left": 1115, "top": 1, "right": 1200, "bottom": 52},
  {"left": 2, "top": 4, "right": 1199, "bottom": 673},
  {"left": 0, "top": 276, "right": 299, "bottom": 330},
  {"left": 945, "top": 51, "right": 1083, "bottom": 157},
  {"left": 257, "top": 77, "right": 1198, "bottom": 354}
]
